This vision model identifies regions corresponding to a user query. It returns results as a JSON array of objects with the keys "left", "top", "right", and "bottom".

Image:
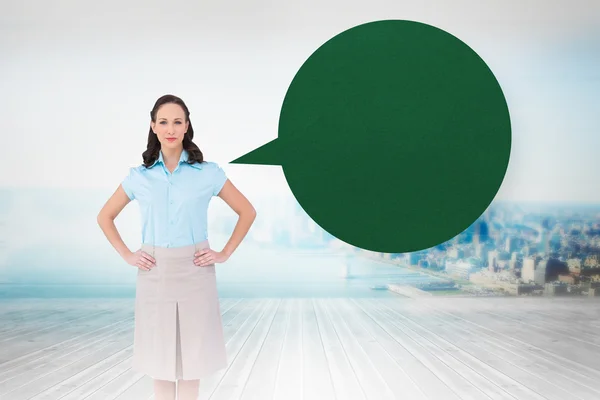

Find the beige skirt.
[{"left": 131, "top": 240, "right": 228, "bottom": 381}]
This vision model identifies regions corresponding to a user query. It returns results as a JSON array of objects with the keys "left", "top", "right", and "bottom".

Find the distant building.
[
  {"left": 522, "top": 257, "right": 536, "bottom": 282},
  {"left": 475, "top": 242, "right": 490, "bottom": 263},
  {"left": 567, "top": 258, "right": 582, "bottom": 275},
  {"left": 406, "top": 253, "right": 421, "bottom": 267},
  {"left": 558, "top": 274, "right": 577, "bottom": 285},
  {"left": 505, "top": 237, "right": 517, "bottom": 253},
  {"left": 516, "top": 284, "right": 541, "bottom": 295},
  {"left": 537, "top": 229, "right": 550, "bottom": 254},
  {"left": 473, "top": 221, "right": 489, "bottom": 245},
  {"left": 445, "top": 259, "right": 478, "bottom": 279},
  {"left": 488, "top": 250, "right": 499, "bottom": 271},
  {"left": 447, "top": 247, "right": 464, "bottom": 259},
  {"left": 584, "top": 255, "right": 600, "bottom": 268},
  {"left": 545, "top": 282, "right": 568, "bottom": 296},
  {"left": 535, "top": 260, "right": 548, "bottom": 285}
]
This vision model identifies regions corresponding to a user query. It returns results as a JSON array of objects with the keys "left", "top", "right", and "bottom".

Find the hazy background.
[{"left": 1, "top": 0, "right": 599, "bottom": 295}]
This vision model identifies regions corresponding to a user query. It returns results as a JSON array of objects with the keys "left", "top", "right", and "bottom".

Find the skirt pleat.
[{"left": 131, "top": 240, "right": 228, "bottom": 381}]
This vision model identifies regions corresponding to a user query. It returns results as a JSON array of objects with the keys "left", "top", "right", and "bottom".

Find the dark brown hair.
[{"left": 142, "top": 94, "right": 204, "bottom": 168}]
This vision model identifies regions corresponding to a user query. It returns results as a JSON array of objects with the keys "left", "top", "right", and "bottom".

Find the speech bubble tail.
[{"left": 229, "top": 138, "right": 282, "bottom": 166}]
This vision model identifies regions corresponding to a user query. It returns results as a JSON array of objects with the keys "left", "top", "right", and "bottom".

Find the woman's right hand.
[{"left": 125, "top": 249, "right": 156, "bottom": 271}]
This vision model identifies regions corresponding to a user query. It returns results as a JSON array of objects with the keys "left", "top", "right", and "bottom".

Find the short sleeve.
[
  {"left": 212, "top": 163, "right": 228, "bottom": 196},
  {"left": 121, "top": 167, "right": 136, "bottom": 200}
]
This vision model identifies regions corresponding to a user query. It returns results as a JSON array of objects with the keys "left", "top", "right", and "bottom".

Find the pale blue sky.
[
  {"left": 0, "top": 0, "right": 598, "bottom": 204},
  {"left": 493, "top": 33, "right": 600, "bottom": 203}
]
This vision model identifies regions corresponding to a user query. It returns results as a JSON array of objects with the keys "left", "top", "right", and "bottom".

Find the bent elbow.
[
  {"left": 96, "top": 213, "right": 106, "bottom": 228},
  {"left": 240, "top": 205, "right": 257, "bottom": 222},
  {"left": 97, "top": 211, "right": 115, "bottom": 227}
]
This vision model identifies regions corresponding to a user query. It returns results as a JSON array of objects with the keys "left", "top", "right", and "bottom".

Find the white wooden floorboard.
[
  {"left": 0, "top": 310, "right": 63, "bottom": 334},
  {"left": 0, "top": 320, "right": 132, "bottom": 394},
  {"left": 375, "top": 299, "right": 548, "bottom": 400},
  {"left": 196, "top": 299, "right": 272, "bottom": 400},
  {"left": 409, "top": 298, "right": 600, "bottom": 400},
  {"left": 300, "top": 299, "right": 336, "bottom": 400},
  {"left": 5, "top": 326, "right": 134, "bottom": 399},
  {"left": 238, "top": 298, "right": 290, "bottom": 400},
  {"left": 362, "top": 299, "right": 500, "bottom": 400},
  {"left": 82, "top": 367, "right": 145, "bottom": 400},
  {"left": 0, "top": 309, "right": 131, "bottom": 375},
  {"left": 312, "top": 299, "right": 366, "bottom": 400},
  {"left": 344, "top": 300, "right": 458, "bottom": 399},
  {"left": 404, "top": 299, "right": 600, "bottom": 400},
  {"left": 58, "top": 351, "right": 134, "bottom": 400},
  {"left": 0, "top": 297, "right": 599, "bottom": 399},
  {"left": 322, "top": 299, "right": 397, "bottom": 400},
  {"left": 417, "top": 298, "right": 600, "bottom": 376},
  {"left": 111, "top": 374, "right": 154, "bottom": 400},
  {"left": 332, "top": 298, "right": 428, "bottom": 400},
  {"left": 0, "top": 309, "right": 124, "bottom": 362},
  {"left": 505, "top": 309, "right": 600, "bottom": 343},
  {"left": 0, "top": 299, "right": 123, "bottom": 333},
  {"left": 209, "top": 299, "right": 280, "bottom": 400},
  {"left": 482, "top": 306, "right": 600, "bottom": 347},
  {"left": 28, "top": 344, "right": 134, "bottom": 400},
  {"left": 271, "top": 299, "right": 302, "bottom": 400},
  {"left": 0, "top": 309, "right": 110, "bottom": 344},
  {"left": 345, "top": 298, "right": 464, "bottom": 400}
]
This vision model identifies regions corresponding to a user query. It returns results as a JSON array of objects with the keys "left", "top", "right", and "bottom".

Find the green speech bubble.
[{"left": 231, "top": 19, "right": 511, "bottom": 253}]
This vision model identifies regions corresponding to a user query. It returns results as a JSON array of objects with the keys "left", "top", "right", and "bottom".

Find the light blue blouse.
[{"left": 121, "top": 150, "right": 228, "bottom": 248}]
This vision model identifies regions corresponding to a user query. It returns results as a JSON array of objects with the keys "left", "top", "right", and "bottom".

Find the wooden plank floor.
[{"left": 0, "top": 296, "right": 599, "bottom": 400}]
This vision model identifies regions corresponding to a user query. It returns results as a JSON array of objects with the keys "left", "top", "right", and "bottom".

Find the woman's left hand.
[{"left": 194, "top": 248, "right": 229, "bottom": 267}]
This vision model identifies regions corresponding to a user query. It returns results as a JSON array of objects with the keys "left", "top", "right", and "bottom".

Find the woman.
[{"left": 97, "top": 94, "right": 256, "bottom": 400}]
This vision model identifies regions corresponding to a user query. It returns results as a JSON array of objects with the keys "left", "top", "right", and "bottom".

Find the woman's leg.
[
  {"left": 177, "top": 379, "right": 200, "bottom": 400},
  {"left": 154, "top": 379, "right": 176, "bottom": 400}
]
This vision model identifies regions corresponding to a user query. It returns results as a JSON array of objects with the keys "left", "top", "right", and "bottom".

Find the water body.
[{"left": 0, "top": 246, "right": 443, "bottom": 299}]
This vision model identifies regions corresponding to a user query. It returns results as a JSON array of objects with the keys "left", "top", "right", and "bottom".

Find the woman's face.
[{"left": 151, "top": 103, "right": 189, "bottom": 150}]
